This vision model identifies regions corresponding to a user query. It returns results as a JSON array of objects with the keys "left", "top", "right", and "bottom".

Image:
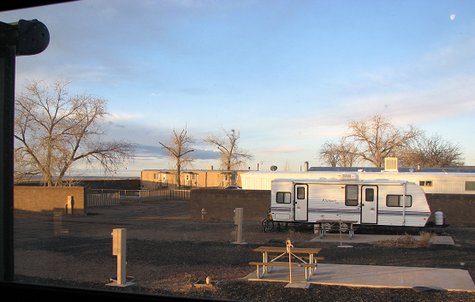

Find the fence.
[{"left": 86, "top": 189, "right": 191, "bottom": 208}]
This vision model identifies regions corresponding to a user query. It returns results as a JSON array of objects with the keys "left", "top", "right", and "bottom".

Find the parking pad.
[
  {"left": 244, "top": 263, "right": 475, "bottom": 291},
  {"left": 310, "top": 233, "right": 455, "bottom": 245}
]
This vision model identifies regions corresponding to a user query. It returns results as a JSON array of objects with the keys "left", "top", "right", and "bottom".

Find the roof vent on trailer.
[
  {"left": 384, "top": 157, "right": 398, "bottom": 172},
  {"left": 338, "top": 173, "right": 358, "bottom": 180}
]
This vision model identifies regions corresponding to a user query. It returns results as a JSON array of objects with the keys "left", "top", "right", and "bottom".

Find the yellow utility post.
[
  {"left": 65, "top": 196, "right": 74, "bottom": 215},
  {"left": 107, "top": 228, "right": 135, "bottom": 287}
]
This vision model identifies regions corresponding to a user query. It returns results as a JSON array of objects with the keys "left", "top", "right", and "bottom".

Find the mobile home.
[
  {"left": 242, "top": 168, "right": 475, "bottom": 195},
  {"left": 270, "top": 178, "right": 431, "bottom": 228}
]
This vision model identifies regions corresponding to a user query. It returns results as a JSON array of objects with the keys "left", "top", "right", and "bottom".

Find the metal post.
[
  {"left": 232, "top": 208, "right": 246, "bottom": 245},
  {"left": 107, "top": 228, "right": 134, "bottom": 287}
]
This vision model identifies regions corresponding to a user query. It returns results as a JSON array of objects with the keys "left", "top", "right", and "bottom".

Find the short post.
[
  {"left": 232, "top": 208, "right": 246, "bottom": 244},
  {"left": 65, "top": 195, "right": 74, "bottom": 215},
  {"left": 107, "top": 228, "right": 135, "bottom": 287},
  {"left": 201, "top": 208, "right": 207, "bottom": 220}
]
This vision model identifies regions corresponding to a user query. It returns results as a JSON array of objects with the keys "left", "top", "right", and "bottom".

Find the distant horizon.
[{"left": 18, "top": 163, "right": 475, "bottom": 181}]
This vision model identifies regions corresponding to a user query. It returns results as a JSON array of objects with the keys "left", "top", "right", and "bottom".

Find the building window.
[
  {"left": 466, "top": 181, "right": 475, "bottom": 191},
  {"left": 419, "top": 180, "right": 432, "bottom": 187},
  {"left": 386, "top": 195, "right": 412, "bottom": 207},
  {"left": 276, "top": 192, "right": 291, "bottom": 204},
  {"left": 345, "top": 185, "right": 358, "bottom": 206}
]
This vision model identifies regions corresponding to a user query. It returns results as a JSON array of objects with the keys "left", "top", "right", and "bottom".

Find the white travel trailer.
[{"left": 270, "top": 178, "right": 431, "bottom": 228}]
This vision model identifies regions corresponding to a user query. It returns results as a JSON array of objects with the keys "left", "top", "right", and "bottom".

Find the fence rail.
[{"left": 86, "top": 189, "right": 191, "bottom": 208}]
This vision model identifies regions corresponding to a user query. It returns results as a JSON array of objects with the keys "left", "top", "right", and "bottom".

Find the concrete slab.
[
  {"left": 310, "top": 233, "right": 454, "bottom": 245},
  {"left": 285, "top": 282, "right": 311, "bottom": 289},
  {"left": 244, "top": 264, "right": 475, "bottom": 292}
]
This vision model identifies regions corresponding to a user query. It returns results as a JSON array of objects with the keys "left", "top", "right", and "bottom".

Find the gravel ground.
[{"left": 13, "top": 200, "right": 475, "bottom": 301}]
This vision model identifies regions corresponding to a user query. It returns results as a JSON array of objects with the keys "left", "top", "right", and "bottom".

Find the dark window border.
[
  {"left": 386, "top": 194, "right": 412, "bottom": 207},
  {"left": 345, "top": 185, "right": 358, "bottom": 206},
  {"left": 276, "top": 192, "right": 291, "bottom": 204},
  {"left": 296, "top": 187, "right": 306, "bottom": 199},
  {"left": 465, "top": 181, "right": 475, "bottom": 191}
]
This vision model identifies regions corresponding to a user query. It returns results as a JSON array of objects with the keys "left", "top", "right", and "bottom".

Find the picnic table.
[
  {"left": 314, "top": 219, "right": 358, "bottom": 239},
  {"left": 249, "top": 245, "right": 323, "bottom": 281}
]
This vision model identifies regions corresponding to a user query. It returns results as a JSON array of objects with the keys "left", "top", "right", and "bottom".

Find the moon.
[{"left": 450, "top": 14, "right": 456, "bottom": 21}]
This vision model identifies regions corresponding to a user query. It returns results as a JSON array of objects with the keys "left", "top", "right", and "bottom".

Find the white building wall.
[{"left": 241, "top": 171, "right": 475, "bottom": 194}]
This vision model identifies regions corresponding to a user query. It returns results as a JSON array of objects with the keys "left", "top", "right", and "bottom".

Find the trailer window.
[
  {"left": 386, "top": 195, "right": 412, "bottom": 207},
  {"left": 276, "top": 192, "right": 291, "bottom": 204},
  {"left": 345, "top": 185, "right": 358, "bottom": 206},
  {"left": 296, "top": 187, "right": 306, "bottom": 199},
  {"left": 419, "top": 181, "right": 432, "bottom": 187},
  {"left": 465, "top": 181, "right": 475, "bottom": 191},
  {"left": 365, "top": 188, "right": 374, "bottom": 201}
]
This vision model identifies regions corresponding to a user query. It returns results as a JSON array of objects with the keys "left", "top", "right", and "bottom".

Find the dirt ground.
[{"left": 13, "top": 199, "right": 475, "bottom": 301}]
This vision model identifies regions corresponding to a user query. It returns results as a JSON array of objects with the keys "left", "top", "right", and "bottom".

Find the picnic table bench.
[{"left": 314, "top": 219, "right": 358, "bottom": 239}]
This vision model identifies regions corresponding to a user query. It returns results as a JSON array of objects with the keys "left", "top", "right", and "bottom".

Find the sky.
[{"left": 2, "top": 0, "right": 475, "bottom": 176}]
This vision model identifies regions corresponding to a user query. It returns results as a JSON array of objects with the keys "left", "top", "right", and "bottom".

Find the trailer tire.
[{"left": 340, "top": 223, "right": 348, "bottom": 233}]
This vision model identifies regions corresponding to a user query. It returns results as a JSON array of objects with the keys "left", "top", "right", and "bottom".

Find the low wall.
[
  {"left": 190, "top": 189, "right": 475, "bottom": 226},
  {"left": 14, "top": 186, "right": 86, "bottom": 215},
  {"left": 426, "top": 194, "right": 475, "bottom": 226},
  {"left": 190, "top": 189, "right": 270, "bottom": 222},
  {"left": 18, "top": 178, "right": 140, "bottom": 190}
]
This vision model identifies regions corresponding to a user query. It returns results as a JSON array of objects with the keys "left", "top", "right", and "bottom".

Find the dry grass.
[{"left": 375, "top": 232, "right": 433, "bottom": 248}]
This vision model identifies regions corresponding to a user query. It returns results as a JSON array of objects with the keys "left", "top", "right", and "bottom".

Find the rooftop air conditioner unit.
[{"left": 384, "top": 157, "right": 398, "bottom": 172}]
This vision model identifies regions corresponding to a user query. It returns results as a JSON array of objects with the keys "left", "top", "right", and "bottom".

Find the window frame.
[
  {"left": 386, "top": 194, "right": 413, "bottom": 207},
  {"left": 345, "top": 185, "right": 359, "bottom": 206},
  {"left": 465, "top": 181, "right": 475, "bottom": 191},
  {"left": 276, "top": 192, "right": 291, "bottom": 204},
  {"left": 296, "top": 187, "right": 306, "bottom": 200},
  {"left": 364, "top": 187, "right": 374, "bottom": 202},
  {"left": 419, "top": 180, "right": 433, "bottom": 187}
]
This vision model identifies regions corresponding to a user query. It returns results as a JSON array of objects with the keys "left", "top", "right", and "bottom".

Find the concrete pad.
[
  {"left": 244, "top": 264, "right": 475, "bottom": 291},
  {"left": 310, "top": 234, "right": 454, "bottom": 245},
  {"left": 285, "top": 282, "right": 311, "bottom": 289}
]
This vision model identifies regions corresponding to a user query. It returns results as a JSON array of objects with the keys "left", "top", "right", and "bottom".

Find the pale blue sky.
[{"left": 2, "top": 0, "right": 475, "bottom": 176}]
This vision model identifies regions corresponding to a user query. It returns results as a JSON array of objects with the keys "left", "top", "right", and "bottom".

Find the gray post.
[{"left": 232, "top": 208, "right": 246, "bottom": 245}]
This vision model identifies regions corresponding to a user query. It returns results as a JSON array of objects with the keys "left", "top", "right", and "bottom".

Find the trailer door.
[
  {"left": 294, "top": 184, "right": 308, "bottom": 221},
  {"left": 361, "top": 185, "right": 378, "bottom": 224}
]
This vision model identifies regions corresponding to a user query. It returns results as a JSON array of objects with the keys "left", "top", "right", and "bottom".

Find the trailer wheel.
[
  {"left": 262, "top": 218, "right": 274, "bottom": 233},
  {"left": 340, "top": 223, "right": 348, "bottom": 233},
  {"left": 322, "top": 223, "right": 332, "bottom": 232}
]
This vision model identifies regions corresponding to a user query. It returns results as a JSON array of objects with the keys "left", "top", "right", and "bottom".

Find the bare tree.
[
  {"left": 14, "top": 80, "right": 134, "bottom": 186},
  {"left": 398, "top": 134, "right": 464, "bottom": 168},
  {"left": 206, "top": 129, "right": 253, "bottom": 171},
  {"left": 347, "top": 114, "right": 420, "bottom": 167},
  {"left": 320, "top": 137, "right": 359, "bottom": 167},
  {"left": 320, "top": 142, "right": 339, "bottom": 167},
  {"left": 159, "top": 127, "right": 194, "bottom": 188}
]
